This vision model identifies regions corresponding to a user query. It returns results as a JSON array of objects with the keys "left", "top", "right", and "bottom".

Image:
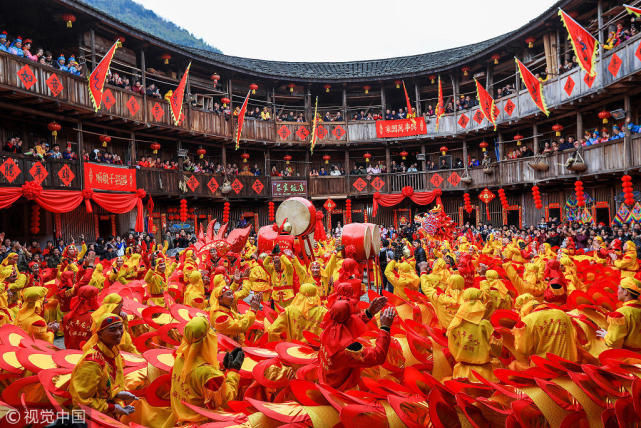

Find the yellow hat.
[{"left": 621, "top": 277, "right": 641, "bottom": 294}]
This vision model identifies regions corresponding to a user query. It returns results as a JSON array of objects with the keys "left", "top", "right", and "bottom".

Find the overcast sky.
[{"left": 134, "top": 0, "right": 559, "bottom": 62}]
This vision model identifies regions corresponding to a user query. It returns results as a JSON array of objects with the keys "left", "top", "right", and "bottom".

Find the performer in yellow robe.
[
  {"left": 263, "top": 248, "right": 295, "bottom": 307},
  {"left": 503, "top": 262, "right": 546, "bottom": 298},
  {"left": 479, "top": 270, "right": 513, "bottom": 317},
  {"left": 210, "top": 285, "right": 260, "bottom": 345},
  {"left": 384, "top": 259, "right": 420, "bottom": 301},
  {"left": 598, "top": 277, "right": 641, "bottom": 350},
  {"left": 69, "top": 313, "right": 136, "bottom": 417},
  {"left": 430, "top": 257, "right": 450, "bottom": 285},
  {"left": 144, "top": 255, "right": 169, "bottom": 307},
  {"left": 447, "top": 288, "right": 498, "bottom": 382},
  {"left": 423, "top": 274, "right": 465, "bottom": 329},
  {"left": 244, "top": 254, "right": 272, "bottom": 303},
  {"left": 92, "top": 294, "right": 137, "bottom": 353},
  {"left": 88, "top": 264, "right": 106, "bottom": 289},
  {"left": 183, "top": 270, "right": 206, "bottom": 308},
  {"left": 107, "top": 257, "right": 127, "bottom": 285},
  {"left": 15, "top": 286, "right": 53, "bottom": 342},
  {"left": 267, "top": 283, "right": 328, "bottom": 342},
  {"left": 614, "top": 241, "right": 640, "bottom": 278},
  {"left": 164, "top": 316, "right": 241, "bottom": 427}
]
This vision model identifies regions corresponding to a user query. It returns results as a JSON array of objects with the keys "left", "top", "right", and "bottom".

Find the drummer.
[{"left": 263, "top": 245, "right": 296, "bottom": 307}]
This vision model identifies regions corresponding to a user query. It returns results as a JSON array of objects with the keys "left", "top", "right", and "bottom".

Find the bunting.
[
  {"left": 310, "top": 96, "right": 319, "bottom": 153},
  {"left": 624, "top": 4, "right": 641, "bottom": 17},
  {"left": 515, "top": 58, "right": 549, "bottom": 116},
  {"left": 435, "top": 76, "right": 444, "bottom": 131},
  {"left": 402, "top": 81, "right": 414, "bottom": 118},
  {"left": 474, "top": 79, "right": 497, "bottom": 130},
  {"left": 169, "top": 63, "right": 191, "bottom": 126},
  {"left": 87, "top": 40, "right": 120, "bottom": 112},
  {"left": 234, "top": 90, "right": 251, "bottom": 150},
  {"left": 558, "top": 8, "right": 598, "bottom": 77}
]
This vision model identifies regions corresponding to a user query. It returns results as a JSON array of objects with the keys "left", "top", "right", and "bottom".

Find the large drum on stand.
[
  {"left": 364, "top": 223, "right": 381, "bottom": 256},
  {"left": 341, "top": 223, "right": 372, "bottom": 262},
  {"left": 275, "top": 197, "right": 316, "bottom": 237}
]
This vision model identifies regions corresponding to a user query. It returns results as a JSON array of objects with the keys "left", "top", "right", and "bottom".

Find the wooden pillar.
[
  {"left": 344, "top": 150, "right": 350, "bottom": 180},
  {"left": 265, "top": 148, "right": 271, "bottom": 176},
  {"left": 497, "top": 133, "right": 504, "bottom": 161},
  {"left": 597, "top": 0, "right": 605, "bottom": 78},
  {"left": 421, "top": 144, "right": 428, "bottom": 189},
  {"left": 177, "top": 141, "right": 183, "bottom": 170},
  {"left": 228, "top": 80, "right": 233, "bottom": 111},
  {"left": 130, "top": 131, "right": 136, "bottom": 163},
  {"left": 624, "top": 95, "right": 632, "bottom": 169},
  {"left": 304, "top": 150, "right": 310, "bottom": 177},
  {"left": 532, "top": 123, "right": 539, "bottom": 155},
  {"left": 221, "top": 143, "right": 227, "bottom": 167},
  {"left": 77, "top": 121, "right": 84, "bottom": 188},
  {"left": 342, "top": 88, "right": 347, "bottom": 121},
  {"left": 486, "top": 62, "right": 493, "bottom": 94},
  {"left": 414, "top": 83, "right": 421, "bottom": 116},
  {"left": 385, "top": 144, "right": 391, "bottom": 173},
  {"left": 90, "top": 29, "right": 96, "bottom": 69},
  {"left": 380, "top": 86, "right": 386, "bottom": 115},
  {"left": 462, "top": 139, "right": 468, "bottom": 165},
  {"left": 141, "top": 49, "right": 147, "bottom": 123},
  {"left": 304, "top": 88, "right": 311, "bottom": 122},
  {"left": 576, "top": 110, "right": 583, "bottom": 142}
]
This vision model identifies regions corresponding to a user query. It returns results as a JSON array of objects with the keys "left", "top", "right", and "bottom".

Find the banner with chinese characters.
[
  {"left": 84, "top": 163, "right": 136, "bottom": 192},
  {"left": 272, "top": 180, "right": 307, "bottom": 198},
  {"left": 375, "top": 117, "right": 427, "bottom": 138}
]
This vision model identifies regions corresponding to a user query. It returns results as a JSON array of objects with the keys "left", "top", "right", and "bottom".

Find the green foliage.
[{"left": 81, "top": 0, "right": 221, "bottom": 53}]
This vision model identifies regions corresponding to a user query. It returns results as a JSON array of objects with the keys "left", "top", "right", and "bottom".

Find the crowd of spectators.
[
  {"left": 83, "top": 148, "right": 123, "bottom": 164},
  {"left": 278, "top": 111, "right": 306, "bottom": 122},
  {"left": 3, "top": 137, "right": 78, "bottom": 161},
  {"left": 0, "top": 32, "right": 83, "bottom": 76},
  {"left": 310, "top": 165, "right": 345, "bottom": 176}
]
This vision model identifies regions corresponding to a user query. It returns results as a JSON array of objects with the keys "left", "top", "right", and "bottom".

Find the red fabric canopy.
[
  {"left": 372, "top": 186, "right": 442, "bottom": 217},
  {"left": 0, "top": 182, "right": 146, "bottom": 232}
]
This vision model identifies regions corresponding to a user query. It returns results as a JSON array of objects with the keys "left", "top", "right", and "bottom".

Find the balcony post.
[
  {"left": 344, "top": 150, "right": 350, "bottom": 196},
  {"left": 624, "top": 94, "right": 631, "bottom": 169},
  {"left": 532, "top": 123, "right": 539, "bottom": 155},
  {"left": 141, "top": 49, "right": 147, "bottom": 123},
  {"left": 342, "top": 88, "right": 347, "bottom": 122},
  {"left": 77, "top": 121, "right": 84, "bottom": 188},
  {"left": 90, "top": 29, "right": 96, "bottom": 69},
  {"left": 130, "top": 131, "right": 136, "bottom": 164},
  {"left": 597, "top": 0, "right": 605, "bottom": 79},
  {"left": 497, "top": 133, "right": 503, "bottom": 161},
  {"left": 576, "top": 110, "right": 583, "bottom": 142},
  {"left": 385, "top": 144, "right": 391, "bottom": 192},
  {"left": 380, "top": 86, "right": 386, "bottom": 116},
  {"left": 421, "top": 144, "right": 427, "bottom": 189},
  {"left": 265, "top": 149, "right": 270, "bottom": 178},
  {"left": 462, "top": 138, "right": 468, "bottom": 165},
  {"left": 222, "top": 143, "right": 227, "bottom": 167},
  {"left": 414, "top": 82, "right": 421, "bottom": 116}
]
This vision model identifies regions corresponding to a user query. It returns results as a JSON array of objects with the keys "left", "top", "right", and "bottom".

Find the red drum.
[
  {"left": 364, "top": 223, "right": 381, "bottom": 256},
  {"left": 275, "top": 197, "right": 316, "bottom": 237},
  {"left": 257, "top": 225, "right": 310, "bottom": 258},
  {"left": 341, "top": 223, "right": 372, "bottom": 261}
]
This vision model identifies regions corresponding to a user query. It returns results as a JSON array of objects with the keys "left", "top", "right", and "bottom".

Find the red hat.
[
  {"left": 252, "top": 358, "right": 291, "bottom": 389},
  {"left": 145, "top": 374, "right": 171, "bottom": 407},
  {"left": 275, "top": 342, "right": 317, "bottom": 366}
]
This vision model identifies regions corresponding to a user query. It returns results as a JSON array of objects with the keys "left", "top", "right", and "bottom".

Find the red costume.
[{"left": 62, "top": 286, "right": 99, "bottom": 349}]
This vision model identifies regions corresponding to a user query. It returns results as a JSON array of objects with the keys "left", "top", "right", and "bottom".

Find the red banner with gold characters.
[
  {"left": 84, "top": 163, "right": 136, "bottom": 192},
  {"left": 88, "top": 40, "right": 120, "bottom": 112},
  {"left": 475, "top": 79, "right": 497, "bottom": 130},
  {"left": 515, "top": 58, "right": 549, "bottom": 116},
  {"left": 170, "top": 63, "right": 191, "bottom": 126},
  {"left": 376, "top": 117, "right": 427, "bottom": 138},
  {"left": 559, "top": 9, "right": 598, "bottom": 77}
]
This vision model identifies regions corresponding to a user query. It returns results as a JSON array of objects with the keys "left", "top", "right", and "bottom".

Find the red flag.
[
  {"left": 474, "top": 79, "right": 497, "bottom": 130},
  {"left": 235, "top": 90, "right": 251, "bottom": 150},
  {"left": 624, "top": 4, "right": 641, "bottom": 17},
  {"left": 169, "top": 63, "right": 191, "bottom": 126},
  {"left": 559, "top": 9, "right": 598, "bottom": 77},
  {"left": 515, "top": 58, "right": 549, "bottom": 116},
  {"left": 87, "top": 40, "right": 120, "bottom": 112},
  {"left": 402, "top": 81, "right": 414, "bottom": 118},
  {"left": 435, "top": 76, "right": 444, "bottom": 131}
]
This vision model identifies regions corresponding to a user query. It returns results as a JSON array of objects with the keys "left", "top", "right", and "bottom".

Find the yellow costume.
[
  {"left": 210, "top": 286, "right": 256, "bottom": 345},
  {"left": 15, "top": 286, "right": 52, "bottom": 342},
  {"left": 92, "top": 294, "right": 137, "bottom": 353},
  {"left": 615, "top": 241, "right": 639, "bottom": 278},
  {"left": 604, "top": 278, "right": 641, "bottom": 350},
  {"left": 503, "top": 262, "right": 545, "bottom": 298},
  {"left": 423, "top": 274, "right": 464, "bottom": 329},
  {"left": 384, "top": 260, "right": 420, "bottom": 301},
  {"left": 88, "top": 265, "right": 106, "bottom": 289},
  {"left": 264, "top": 255, "right": 295, "bottom": 306},
  {"left": 268, "top": 283, "right": 327, "bottom": 342}
]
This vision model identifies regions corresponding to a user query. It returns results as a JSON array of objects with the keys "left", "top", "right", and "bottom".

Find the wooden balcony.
[{"left": 0, "top": 154, "right": 82, "bottom": 190}]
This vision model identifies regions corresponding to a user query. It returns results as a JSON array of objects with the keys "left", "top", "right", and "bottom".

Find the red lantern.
[
  {"left": 150, "top": 142, "right": 161, "bottom": 154},
  {"left": 574, "top": 180, "right": 585, "bottom": 207},
  {"left": 323, "top": 84, "right": 331, "bottom": 93},
  {"left": 479, "top": 141, "right": 489, "bottom": 152},
  {"left": 196, "top": 148, "right": 206, "bottom": 159},
  {"left": 48, "top": 121, "right": 61, "bottom": 141},
  {"left": 525, "top": 37, "right": 536, "bottom": 48},
  {"left": 241, "top": 153, "right": 250, "bottom": 163},
  {"left": 268, "top": 202, "right": 275, "bottom": 222},
  {"left": 552, "top": 124, "right": 563, "bottom": 137},
  {"left": 440, "top": 146, "right": 448, "bottom": 156},
  {"left": 478, "top": 188, "right": 495, "bottom": 219},
  {"left": 394, "top": 80, "right": 402, "bottom": 89},
  {"left": 514, "top": 134, "right": 524, "bottom": 146},
  {"left": 463, "top": 193, "right": 473, "bottom": 214},
  {"left": 622, "top": 175, "right": 635, "bottom": 206},
  {"left": 99, "top": 135, "right": 111, "bottom": 148},
  {"left": 400, "top": 151, "right": 408, "bottom": 160},
  {"left": 461, "top": 66, "right": 470, "bottom": 77},
  {"left": 288, "top": 83, "right": 295, "bottom": 93},
  {"left": 223, "top": 202, "right": 230, "bottom": 224},
  {"left": 221, "top": 97, "right": 230, "bottom": 107},
  {"left": 210, "top": 73, "right": 220, "bottom": 87},
  {"left": 283, "top": 155, "right": 292, "bottom": 164},
  {"left": 498, "top": 188, "right": 509, "bottom": 211},
  {"left": 345, "top": 199, "right": 352, "bottom": 224},
  {"left": 532, "top": 185, "right": 543, "bottom": 210},
  {"left": 598, "top": 110, "right": 611, "bottom": 124},
  {"left": 322, "top": 155, "right": 331, "bottom": 164},
  {"left": 363, "top": 152, "right": 372, "bottom": 163},
  {"left": 62, "top": 14, "right": 76, "bottom": 28},
  {"left": 160, "top": 53, "right": 172, "bottom": 64},
  {"left": 491, "top": 54, "right": 500, "bottom": 65},
  {"left": 428, "top": 75, "right": 436, "bottom": 84},
  {"left": 179, "top": 199, "right": 188, "bottom": 223},
  {"left": 30, "top": 204, "right": 40, "bottom": 235},
  {"left": 363, "top": 85, "right": 371, "bottom": 94},
  {"left": 249, "top": 83, "right": 259, "bottom": 94}
]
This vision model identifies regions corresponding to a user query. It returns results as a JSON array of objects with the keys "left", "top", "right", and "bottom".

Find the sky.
[{"left": 134, "top": 0, "right": 559, "bottom": 62}]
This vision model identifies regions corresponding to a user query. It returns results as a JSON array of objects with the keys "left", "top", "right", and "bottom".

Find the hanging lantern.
[
  {"left": 574, "top": 180, "right": 585, "bottom": 207},
  {"left": 532, "top": 185, "right": 543, "bottom": 210},
  {"left": 283, "top": 154, "right": 292, "bottom": 164},
  {"left": 461, "top": 66, "right": 470, "bottom": 77},
  {"left": 428, "top": 75, "right": 436, "bottom": 84},
  {"left": 223, "top": 202, "right": 230, "bottom": 224},
  {"left": 345, "top": 199, "right": 352, "bottom": 224},
  {"left": 196, "top": 147, "right": 206, "bottom": 159},
  {"left": 498, "top": 188, "right": 509, "bottom": 211},
  {"left": 47, "top": 121, "right": 61, "bottom": 141},
  {"left": 394, "top": 80, "right": 402, "bottom": 89},
  {"left": 622, "top": 175, "right": 635, "bottom": 206},
  {"left": 268, "top": 202, "right": 275, "bottom": 222},
  {"left": 160, "top": 54, "right": 172, "bottom": 65},
  {"left": 221, "top": 97, "right": 230, "bottom": 107},
  {"left": 179, "top": 199, "right": 188, "bottom": 223},
  {"left": 322, "top": 155, "right": 331, "bottom": 164},
  {"left": 598, "top": 110, "right": 611, "bottom": 124},
  {"left": 117, "top": 36, "right": 126, "bottom": 44},
  {"left": 440, "top": 146, "right": 449, "bottom": 156},
  {"left": 150, "top": 142, "right": 161, "bottom": 154},
  {"left": 288, "top": 83, "right": 295, "bottom": 93},
  {"left": 363, "top": 152, "right": 372, "bottom": 163},
  {"left": 479, "top": 141, "right": 489, "bottom": 152},
  {"left": 99, "top": 135, "right": 111, "bottom": 148},
  {"left": 478, "top": 188, "right": 495, "bottom": 220},
  {"left": 210, "top": 73, "right": 220, "bottom": 87},
  {"left": 463, "top": 193, "right": 473, "bottom": 214},
  {"left": 62, "top": 14, "right": 76, "bottom": 28},
  {"left": 491, "top": 54, "right": 500, "bottom": 65},
  {"left": 525, "top": 37, "right": 536, "bottom": 48},
  {"left": 363, "top": 85, "right": 371, "bottom": 94},
  {"left": 249, "top": 83, "right": 259, "bottom": 94},
  {"left": 30, "top": 204, "right": 40, "bottom": 235},
  {"left": 400, "top": 151, "right": 408, "bottom": 160},
  {"left": 514, "top": 134, "right": 524, "bottom": 146},
  {"left": 552, "top": 124, "right": 564, "bottom": 137},
  {"left": 241, "top": 153, "right": 250, "bottom": 163},
  {"left": 323, "top": 84, "right": 331, "bottom": 93}
]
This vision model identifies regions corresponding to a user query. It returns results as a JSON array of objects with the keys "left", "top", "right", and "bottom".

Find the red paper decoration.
[
  {"left": 268, "top": 202, "right": 275, "bottom": 222},
  {"left": 525, "top": 37, "right": 536, "bottom": 48},
  {"left": 363, "top": 85, "right": 371, "bottom": 94},
  {"left": 161, "top": 53, "right": 172, "bottom": 64},
  {"left": 30, "top": 204, "right": 40, "bottom": 235},
  {"left": 323, "top": 84, "right": 331, "bottom": 93},
  {"left": 223, "top": 202, "right": 230, "bottom": 224},
  {"left": 575, "top": 180, "right": 585, "bottom": 207},
  {"left": 463, "top": 193, "right": 473, "bottom": 214},
  {"left": 491, "top": 54, "right": 500, "bottom": 64},
  {"left": 514, "top": 134, "right": 524, "bottom": 146},
  {"left": 532, "top": 185, "right": 542, "bottom": 210},
  {"left": 498, "top": 188, "right": 509, "bottom": 211},
  {"left": 622, "top": 175, "right": 635, "bottom": 206},
  {"left": 179, "top": 199, "right": 188, "bottom": 223},
  {"left": 62, "top": 14, "right": 76, "bottom": 28},
  {"left": 479, "top": 141, "right": 489, "bottom": 152},
  {"left": 461, "top": 66, "right": 470, "bottom": 76},
  {"left": 345, "top": 199, "right": 352, "bottom": 223},
  {"left": 210, "top": 73, "right": 220, "bottom": 87},
  {"left": 48, "top": 121, "right": 61, "bottom": 141}
]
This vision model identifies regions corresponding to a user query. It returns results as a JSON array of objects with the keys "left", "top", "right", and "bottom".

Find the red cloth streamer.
[{"left": 372, "top": 187, "right": 442, "bottom": 217}]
